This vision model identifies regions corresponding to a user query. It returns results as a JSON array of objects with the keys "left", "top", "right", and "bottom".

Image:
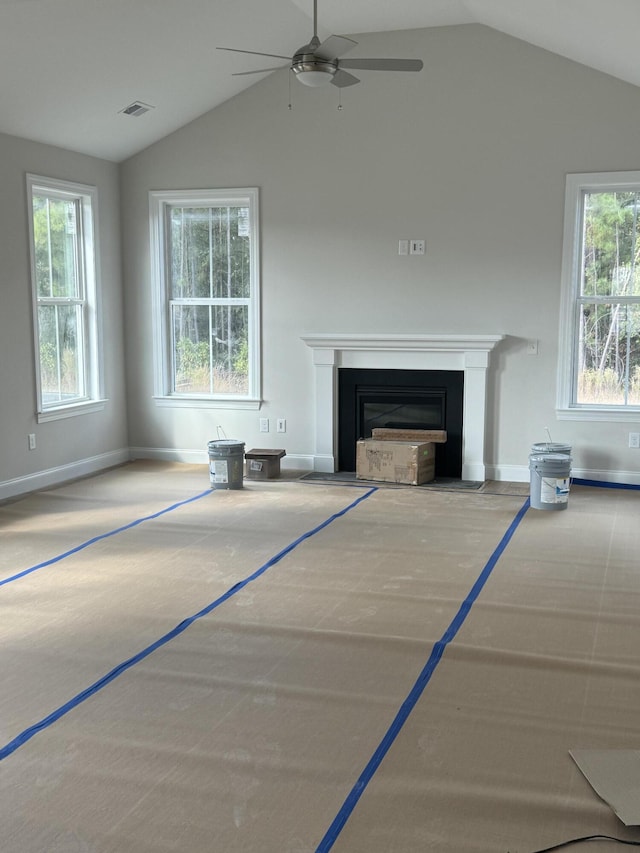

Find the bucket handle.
[{"left": 216, "top": 425, "right": 227, "bottom": 440}]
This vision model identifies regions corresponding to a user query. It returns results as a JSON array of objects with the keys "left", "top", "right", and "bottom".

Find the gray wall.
[
  {"left": 119, "top": 25, "right": 640, "bottom": 483},
  {"left": 0, "top": 132, "right": 127, "bottom": 499},
  {"left": 4, "top": 24, "right": 640, "bottom": 497}
]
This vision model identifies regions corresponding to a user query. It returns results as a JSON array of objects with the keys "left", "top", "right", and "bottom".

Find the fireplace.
[
  {"left": 301, "top": 334, "right": 504, "bottom": 481},
  {"left": 338, "top": 368, "right": 463, "bottom": 476}
]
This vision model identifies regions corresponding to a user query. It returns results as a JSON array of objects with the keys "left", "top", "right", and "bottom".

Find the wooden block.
[{"left": 371, "top": 428, "right": 447, "bottom": 443}]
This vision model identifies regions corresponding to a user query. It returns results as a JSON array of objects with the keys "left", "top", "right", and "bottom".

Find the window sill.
[
  {"left": 153, "top": 396, "right": 262, "bottom": 411},
  {"left": 557, "top": 406, "right": 640, "bottom": 422},
  {"left": 37, "top": 399, "right": 107, "bottom": 423}
]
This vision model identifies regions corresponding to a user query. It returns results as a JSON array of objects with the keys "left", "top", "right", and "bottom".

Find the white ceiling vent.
[{"left": 120, "top": 101, "right": 155, "bottom": 117}]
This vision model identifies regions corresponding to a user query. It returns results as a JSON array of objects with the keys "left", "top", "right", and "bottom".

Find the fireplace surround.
[{"left": 301, "top": 334, "right": 504, "bottom": 481}]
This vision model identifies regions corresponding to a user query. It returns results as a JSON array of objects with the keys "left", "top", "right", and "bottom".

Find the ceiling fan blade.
[
  {"left": 339, "top": 58, "right": 424, "bottom": 72},
  {"left": 232, "top": 66, "right": 289, "bottom": 77},
  {"left": 217, "top": 47, "right": 292, "bottom": 61},
  {"left": 331, "top": 69, "right": 360, "bottom": 88},
  {"left": 315, "top": 34, "right": 357, "bottom": 61}
]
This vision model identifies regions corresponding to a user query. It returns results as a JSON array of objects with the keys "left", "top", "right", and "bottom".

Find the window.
[
  {"left": 149, "top": 188, "right": 260, "bottom": 409},
  {"left": 558, "top": 171, "right": 640, "bottom": 419},
  {"left": 27, "top": 175, "right": 104, "bottom": 421}
]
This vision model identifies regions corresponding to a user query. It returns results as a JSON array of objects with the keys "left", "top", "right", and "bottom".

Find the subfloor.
[{"left": 1, "top": 461, "right": 639, "bottom": 852}]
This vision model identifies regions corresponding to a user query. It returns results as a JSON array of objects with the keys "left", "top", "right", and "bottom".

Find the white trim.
[
  {"left": 0, "top": 448, "right": 130, "bottom": 502},
  {"left": 130, "top": 446, "right": 210, "bottom": 464},
  {"left": 557, "top": 407, "right": 640, "bottom": 422},
  {"left": 484, "top": 464, "right": 529, "bottom": 484},
  {"left": 36, "top": 399, "right": 107, "bottom": 423},
  {"left": 148, "top": 187, "right": 261, "bottom": 407},
  {"left": 130, "top": 446, "right": 314, "bottom": 471},
  {"left": 301, "top": 333, "right": 504, "bottom": 353},
  {"left": 301, "top": 334, "right": 504, "bottom": 481},
  {"left": 281, "top": 455, "right": 314, "bottom": 472},
  {"left": 152, "top": 396, "right": 261, "bottom": 411},
  {"left": 26, "top": 174, "right": 104, "bottom": 415},
  {"left": 4, "top": 451, "right": 636, "bottom": 503},
  {"left": 149, "top": 190, "right": 170, "bottom": 398},
  {"left": 485, "top": 463, "right": 640, "bottom": 487},
  {"left": 570, "top": 467, "right": 640, "bottom": 486},
  {"left": 557, "top": 170, "right": 640, "bottom": 418}
]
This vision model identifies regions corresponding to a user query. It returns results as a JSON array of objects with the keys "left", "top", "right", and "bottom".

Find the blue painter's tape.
[
  {"left": 0, "top": 489, "right": 214, "bottom": 588},
  {"left": 315, "top": 496, "right": 531, "bottom": 852},
  {"left": 0, "top": 486, "right": 377, "bottom": 762},
  {"left": 571, "top": 477, "right": 640, "bottom": 491}
]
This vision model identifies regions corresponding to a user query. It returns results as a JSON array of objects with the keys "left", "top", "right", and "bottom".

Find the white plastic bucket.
[
  {"left": 529, "top": 453, "right": 571, "bottom": 511},
  {"left": 208, "top": 440, "right": 244, "bottom": 490}
]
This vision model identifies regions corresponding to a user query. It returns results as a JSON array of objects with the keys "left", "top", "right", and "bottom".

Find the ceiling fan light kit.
[
  {"left": 292, "top": 61, "right": 336, "bottom": 87},
  {"left": 217, "top": 0, "right": 423, "bottom": 92},
  {"left": 294, "top": 70, "right": 335, "bottom": 87}
]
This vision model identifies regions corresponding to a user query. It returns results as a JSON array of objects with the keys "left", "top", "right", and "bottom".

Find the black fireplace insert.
[{"left": 338, "top": 368, "right": 463, "bottom": 477}]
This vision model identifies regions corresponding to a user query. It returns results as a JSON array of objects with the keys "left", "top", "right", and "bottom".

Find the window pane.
[
  {"left": 172, "top": 303, "right": 249, "bottom": 395},
  {"left": 38, "top": 303, "right": 84, "bottom": 404},
  {"left": 32, "top": 195, "right": 80, "bottom": 298},
  {"left": 169, "top": 206, "right": 250, "bottom": 299},
  {"left": 582, "top": 191, "right": 640, "bottom": 298},
  {"left": 577, "top": 302, "right": 640, "bottom": 405}
]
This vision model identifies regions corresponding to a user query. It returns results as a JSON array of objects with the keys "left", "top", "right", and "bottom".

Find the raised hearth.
[{"left": 301, "top": 334, "right": 504, "bottom": 481}]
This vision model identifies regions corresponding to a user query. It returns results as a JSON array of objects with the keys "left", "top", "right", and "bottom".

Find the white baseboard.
[
  {"left": 129, "top": 446, "right": 209, "bottom": 464},
  {"left": 4, "top": 450, "right": 636, "bottom": 503},
  {"left": 486, "top": 463, "right": 640, "bottom": 487},
  {"left": 485, "top": 464, "right": 530, "bottom": 483},
  {"left": 281, "top": 455, "right": 314, "bottom": 472},
  {"left": 570, "top": 466, "right": 640, "bottom": 487},
  {"left": 130, "top": 451, "right": 640, "bottom": 486},
  {"left": 129, "top": 447, "right": 315, "bottom": 472},
  {"left": 0, "top": 448, "right": 131, "bottom": 502}
]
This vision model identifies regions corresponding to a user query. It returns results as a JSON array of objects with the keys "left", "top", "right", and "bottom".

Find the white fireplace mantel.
[{"left": 301, "top": 334, "right": 504, "bottom": 481}]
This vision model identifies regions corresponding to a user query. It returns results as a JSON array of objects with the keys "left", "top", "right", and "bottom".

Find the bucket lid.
[
  {"left": 531, "top": 442, "right": 571, "bottom": 453},
  {"left": 529, "top": 453, "right": 571, "bottom": 463},
  {"left": 208, "top": 439, "right": 244, "bottom": 449}
]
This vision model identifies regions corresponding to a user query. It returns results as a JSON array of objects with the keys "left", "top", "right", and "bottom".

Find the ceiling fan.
[{"left": 217, "top": 0, "right": 423, "bottom": 89}]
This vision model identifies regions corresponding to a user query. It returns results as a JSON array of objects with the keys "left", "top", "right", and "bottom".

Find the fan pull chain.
[{"left": 288, "top": 69, "right": 293, "bottom": 110}]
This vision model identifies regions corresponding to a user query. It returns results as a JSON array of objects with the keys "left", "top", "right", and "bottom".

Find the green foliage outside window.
[
  {"left": 169, "top": 204, "right": 251, "bottom": 396},
  {"left": 32, "top": 194, "right": 84, "bottom": 403},
  {"left": 578, "top": 191, "right": 640, "bottom": 405}
]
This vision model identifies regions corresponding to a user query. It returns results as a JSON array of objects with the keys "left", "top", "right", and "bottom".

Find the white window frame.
[
  {"left": 27, "top": 174, "right": 105, "bottom": 423},
  {"left": 557, "top": 170, "right": 640, "bottom": 421},
  {"left": 149, "top": 188, "right": 261, "bottom": 410}
]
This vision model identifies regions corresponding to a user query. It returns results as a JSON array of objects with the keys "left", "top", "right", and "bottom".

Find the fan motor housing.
[{"left": 291, "top": 49, "right": 337, "bottom": 84}]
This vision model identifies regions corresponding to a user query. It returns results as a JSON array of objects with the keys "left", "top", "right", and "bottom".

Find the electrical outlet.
[
  {"left": 398, "top": 239, "right": 409, "bottom": 256},
  {"left": 629, "top": 432, "right": 640, "bottom": 449},
  {"left": 28, "top": 433, "right": 36, "bottom": 450},
  {"left": 259, "top": 418, "right": 269, "bottom": 433},
  {"left": 276, "top": 418, "right": 286, "bottom": 433}
]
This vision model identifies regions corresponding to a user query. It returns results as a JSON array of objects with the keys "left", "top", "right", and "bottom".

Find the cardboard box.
[
  {"left": 356, "top": 439, "right": 436, "bottom": 485},
  {"left": 244, "top": 448, "right": 286, "bottom": 480}
]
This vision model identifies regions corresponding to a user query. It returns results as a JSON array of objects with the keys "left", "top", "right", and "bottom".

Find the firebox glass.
[{"left": 362, "top": 401, "right": 442, "bottom": 434}]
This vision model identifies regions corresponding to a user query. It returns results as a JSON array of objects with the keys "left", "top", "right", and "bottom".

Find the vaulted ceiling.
[{"left": 1, "top": 0, "right": 638, "bottom": 162}]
